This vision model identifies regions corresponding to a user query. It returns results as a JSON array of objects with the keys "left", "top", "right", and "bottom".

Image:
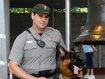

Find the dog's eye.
[{"left": 71, "top": 58, "right": 76, "bottom": 62}]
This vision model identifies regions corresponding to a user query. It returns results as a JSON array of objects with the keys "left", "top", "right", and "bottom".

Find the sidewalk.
[{"left": 95, "top": 75, "right": 105, "bottom": 79}]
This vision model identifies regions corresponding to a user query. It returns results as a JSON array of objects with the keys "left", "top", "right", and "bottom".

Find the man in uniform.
[{"left": 8, "top": 3, "right": 66, "bottom": 79}]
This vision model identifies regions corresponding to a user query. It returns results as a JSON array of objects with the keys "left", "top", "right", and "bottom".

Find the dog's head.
[
  {"left": 66, "top": 51, "right": 85, "bottom": 68},
  {"left": 59, "top": 46, "right": 85, "bottom": 75},
  {"left": 59, "top": 46, "right": 85, "bottom": 68}
]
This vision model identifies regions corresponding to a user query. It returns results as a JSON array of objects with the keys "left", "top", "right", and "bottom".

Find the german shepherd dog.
[{"left": 58, "top": 46, "right": 85, "bottom": 79}]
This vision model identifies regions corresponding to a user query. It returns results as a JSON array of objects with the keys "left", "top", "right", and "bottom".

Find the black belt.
[
  {"left": 13, "top": 70, "right": 55, "bottom": 79},
  {"left": 31, "top": 70, "right": 55, "bottom": 78}
]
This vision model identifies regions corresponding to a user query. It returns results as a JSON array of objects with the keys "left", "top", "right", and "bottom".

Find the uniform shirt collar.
[
  {"left": 29, "top": 26, "right": 50, "bottom": 36},
  {"left": 29, "top": 26, "right": 37, "bottom": 35}
]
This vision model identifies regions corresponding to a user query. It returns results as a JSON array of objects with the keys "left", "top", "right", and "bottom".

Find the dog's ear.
[
  {"left": 58, "top": 46, "right": 68, "bottom": 56},
  {"left": 59, "top": 46, "right": 66, "bottom": 56},
  {"left": 59, "top": 46, "right": 66, "bottom": 52}
]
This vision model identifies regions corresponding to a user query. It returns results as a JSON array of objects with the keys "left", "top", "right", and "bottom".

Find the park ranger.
[{"left": 8, "top": 3, "right": 66, "bottom": 79}]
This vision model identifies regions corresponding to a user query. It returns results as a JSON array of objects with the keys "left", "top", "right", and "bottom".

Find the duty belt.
[
  {"left": 13, "top": 70, "right": 55, "bottom": 79},
  {"left": 31, "top": 70, "right": 56, "bottom": 78}
]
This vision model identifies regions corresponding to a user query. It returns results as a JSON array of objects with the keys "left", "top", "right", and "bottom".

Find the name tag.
[{"left": 26, "top": 40, "right": 33, "bottom": 43}]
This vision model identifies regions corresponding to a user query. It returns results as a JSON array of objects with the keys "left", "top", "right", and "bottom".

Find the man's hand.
[{"left": 37, "top": 77, "right": 48, "bottom": 79}]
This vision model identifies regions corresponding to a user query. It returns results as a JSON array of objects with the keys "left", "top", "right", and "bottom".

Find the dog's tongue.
[{"left": 73, "top": 65, "right": 79, "bottom": 74}]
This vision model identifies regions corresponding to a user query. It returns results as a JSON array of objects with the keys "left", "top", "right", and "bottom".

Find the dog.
[{"left": 58, "top": 46, "right": 85, "bottom": 79}]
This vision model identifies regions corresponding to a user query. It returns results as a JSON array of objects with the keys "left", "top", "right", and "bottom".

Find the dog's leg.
[{"left": 59, "top": 74, "right": 64, "bottom": 79}]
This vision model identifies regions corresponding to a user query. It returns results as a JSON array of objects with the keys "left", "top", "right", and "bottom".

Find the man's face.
[{"left": 32, "top": 13, "right": 49, "bottom": 29}]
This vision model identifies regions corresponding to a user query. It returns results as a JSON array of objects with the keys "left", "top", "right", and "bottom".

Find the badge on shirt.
[{"left": 48, "top": 36, "right": 55, "bottom": 42}]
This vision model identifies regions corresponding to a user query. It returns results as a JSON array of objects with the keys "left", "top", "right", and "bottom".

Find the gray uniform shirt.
[{"left": 9, "top": 26, "right": 66, "bottom": 74}]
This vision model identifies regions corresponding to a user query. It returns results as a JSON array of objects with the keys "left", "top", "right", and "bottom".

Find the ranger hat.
[{"left": 32, "top": 4, "right": 50, "bottom": 14}]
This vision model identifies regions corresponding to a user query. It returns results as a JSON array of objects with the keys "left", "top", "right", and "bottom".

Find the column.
[
  {"left": 0, "top": 0, "right": 10, "bottom": 79},
  {"left": 65, "top": 0, "right": 70, "bottom": 51}
]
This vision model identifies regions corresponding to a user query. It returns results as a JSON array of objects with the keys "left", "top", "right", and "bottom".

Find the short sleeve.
[
  {"left": 57, "top": 30, "right": 67, "bottom": 50},
  {"left": 9, "top": 31, "right": 26, "bottom": 64}
]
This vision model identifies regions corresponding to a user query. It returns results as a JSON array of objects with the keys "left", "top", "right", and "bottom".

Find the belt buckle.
[
  {"left": 47, "top": 70, "right": 55, "bottom": 76},
  {"left": 49, "top": 70, "right": 55, "bottom": 73},
  {"left": 38, "top": 70, "right": 55, "bottom": 78}
]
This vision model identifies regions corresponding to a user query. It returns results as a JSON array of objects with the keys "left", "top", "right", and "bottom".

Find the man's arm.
[
  {"left": 8, "top": 60, "right": 47, "bottom": 79},
  {"left": 92, "top": 45, "right": 97, "bottom": 52}
]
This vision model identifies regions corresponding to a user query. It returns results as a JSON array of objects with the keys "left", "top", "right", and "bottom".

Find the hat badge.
[{"left": 44, "top": 6, "right": 47, "bottom": 10}]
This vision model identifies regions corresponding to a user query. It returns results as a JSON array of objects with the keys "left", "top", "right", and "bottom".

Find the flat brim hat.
[{"left": 32, "top": 4, "right": 51, "bottom": 15}]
